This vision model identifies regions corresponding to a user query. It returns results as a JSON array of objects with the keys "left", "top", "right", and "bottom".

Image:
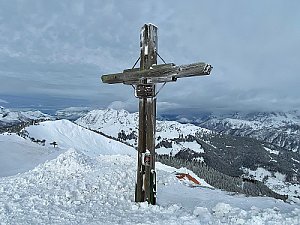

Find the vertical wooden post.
[{"left": 135, "top": 24, "right": 157, "bottom": 204}]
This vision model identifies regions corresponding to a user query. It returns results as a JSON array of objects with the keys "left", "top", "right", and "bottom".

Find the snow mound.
[
  {"left": 32, "top": 148, "right": 95, "bottom": 177},
  {"left": 0, "top": 150, "right": 203, "bottom": 225},
  {"left": 0, "top": 149, "right": 299, "bottom": 224}
]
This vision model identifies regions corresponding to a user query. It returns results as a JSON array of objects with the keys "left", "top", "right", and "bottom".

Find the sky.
[{"left": 0, "top": 0, "right": 299, "bottom": 114}]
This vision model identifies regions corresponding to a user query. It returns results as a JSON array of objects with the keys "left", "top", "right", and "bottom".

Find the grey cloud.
[{"left": 0, "top": 0, "right": 299, "bottom": 113}]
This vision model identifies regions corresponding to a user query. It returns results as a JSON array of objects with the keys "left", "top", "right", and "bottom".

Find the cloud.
[{"left": 0, "top": 0, "right": 300, "bottom": 113}]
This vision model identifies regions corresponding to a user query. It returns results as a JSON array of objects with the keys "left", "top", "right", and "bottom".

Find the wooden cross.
[{"left": 101, "top": 24, "right": 212, "bottom": 205}]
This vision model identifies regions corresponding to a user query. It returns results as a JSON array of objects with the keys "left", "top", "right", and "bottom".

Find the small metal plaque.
[{"left": 136, "top": 84, "right": 155, "bottom": 98}]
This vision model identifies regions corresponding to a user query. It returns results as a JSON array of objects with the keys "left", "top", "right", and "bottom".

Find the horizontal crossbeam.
[{"left": 101, "top": 62, "right": 212, "bottom": 85}]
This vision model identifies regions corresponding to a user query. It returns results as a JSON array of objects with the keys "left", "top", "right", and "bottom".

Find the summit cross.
[{"left": 101, "top": 23, "right": 212, "bottom": 205}]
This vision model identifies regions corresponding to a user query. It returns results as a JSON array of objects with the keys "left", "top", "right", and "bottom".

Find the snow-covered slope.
[
  {"left": 0, "top": 148, "right": 299, "bottom": 224},
  {"left": 0, "top": 119, "right": 135, "bottom": 177},
  {"left": 0, "top": 133, "right": 64, "bottom": 177},
  {"left": 76, "top": 109, "right": 138, "bottom": 139},
  {"left": 76, "top": 108, "right": 210, "bottom": 155},
  {"left": 24, "top": 119, "right": 135, "bottom": 157}
]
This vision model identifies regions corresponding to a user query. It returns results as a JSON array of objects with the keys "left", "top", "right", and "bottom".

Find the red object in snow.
[{"left": 175, "top": 173, "right": 201, "bottom": 185}]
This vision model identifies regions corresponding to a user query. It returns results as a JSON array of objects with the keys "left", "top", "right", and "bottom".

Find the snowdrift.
[{"left": 0, "top": 149, "right": 299, "bottom": 224}]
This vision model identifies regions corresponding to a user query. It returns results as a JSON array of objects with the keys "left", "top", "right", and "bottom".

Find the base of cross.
[{"left": 135, "top": 163, "right": 157, "bottom": 204}]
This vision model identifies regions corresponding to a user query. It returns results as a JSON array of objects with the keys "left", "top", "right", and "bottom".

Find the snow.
[
  {"left": 0, "top": 149, "right": 210, "bottom": 224},
  {"left": 76, "top": 109, "right": 138, "bottom": 139},
  {"left": 156, "top": 146, "right": 172, "bottom": 155},
  {"left": 243, "top": 167, "right": 300, "bottom": 198},
  {"left": 0, "top": 119, "right": 135, "bottom": 177},
  {"left": 75, "top": 109, "right": 211, "bottom": 140},
  {"left": 292, "top": 158, "right": 300, "bottom": 163},
  {"left": 0, "top": 116, "right": 299, "bottom": 224},
  {"left": 159, "top": 183, "right": 300, "bottom": 224},
  {"left": 219, "top": 112, "right": 300, "bottom": 130},
  {"left": 264, "top": 147, "right": 279, "bottom": 155},
  {"left": 75, "top": 109, "right": 300, "bottom": 200},
  {"left": 177, "top": 117, "right": 191, "bottom": 123},
  {"left": 0, "top": 107, "right": 51, "bottom": 124},
  {"left": 200, "top": 111, "right": 300, "bottom": 153},
  {"left": 222, "top": 118, "right": 262, "bottom": 130},
  {"left": 0, "top": 148, "right": 299, "bottom": 225},
  {"left": 156, "top": 141, "right": 204, "bottom": 156},
  {"left": 0, "top": 133, "right": 64, "bottom": 177},
  {"left": 75, "top": 109, "right": 210, "bottom": 154},
  {"left": 242, "top": 167, "right": 272, "bottom": 181},
  {"left": 157, "top": 120, "right": 209, "bottom": 139},
  {"left": 182, "top": 141, "right": 204, "bottom": 153},
  {"left": 156, "top": 162, "right": 212, "bottom": 188},
  {"left": 24, "top": 119, "right": 135, "bottom": 157},
  {"left": 193, "top": 157, "right": 205, "bottom": 163}
]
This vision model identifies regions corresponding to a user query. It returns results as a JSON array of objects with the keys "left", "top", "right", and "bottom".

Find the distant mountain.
[
  {"left": 76, "top": 108, "right": 211, "bottom": 152},
  {"left": 76, "top": 109, "right": 300, "bottom": 198},
  {"left": 0, "top": 106, "right": 51, "bottom": 129},
  {"left": 55, "top": 107, "right": 91, "bottom": 121},
  {"left": 179, "top": 111, "right": 300, "bottom": 153},
  {"left": 1, "top": 107, "right": 299, "bottom": 199}
]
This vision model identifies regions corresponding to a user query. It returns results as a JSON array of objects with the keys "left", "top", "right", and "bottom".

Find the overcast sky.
[{"left": 0, "top": 0, "right": 299, "bottom": 114}]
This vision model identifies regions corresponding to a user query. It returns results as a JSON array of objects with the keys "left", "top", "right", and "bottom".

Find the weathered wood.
[
  {"left": 135, "top": 24, "right": 157, "bottom": 204},
  {"left": 135, "top": 96, "right": 146, "bottom": 202},
  {"left": 140, "top": 24, "right": 158, "bottom": 70},
  {"left": 101, "top": 62, "right": 212, "bottom": 84}
]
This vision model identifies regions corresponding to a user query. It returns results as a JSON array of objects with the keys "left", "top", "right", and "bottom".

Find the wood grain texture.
[{"left": 101, "top": 62, "right": 212, "bottom": 84}]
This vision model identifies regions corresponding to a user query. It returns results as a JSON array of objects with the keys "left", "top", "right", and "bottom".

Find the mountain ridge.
[
  {"left": 75, "top": 108, "right": 300, "bottom": 199},
  {"left": 189, "top": 111, "right": 300, "bottom": 153}
]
